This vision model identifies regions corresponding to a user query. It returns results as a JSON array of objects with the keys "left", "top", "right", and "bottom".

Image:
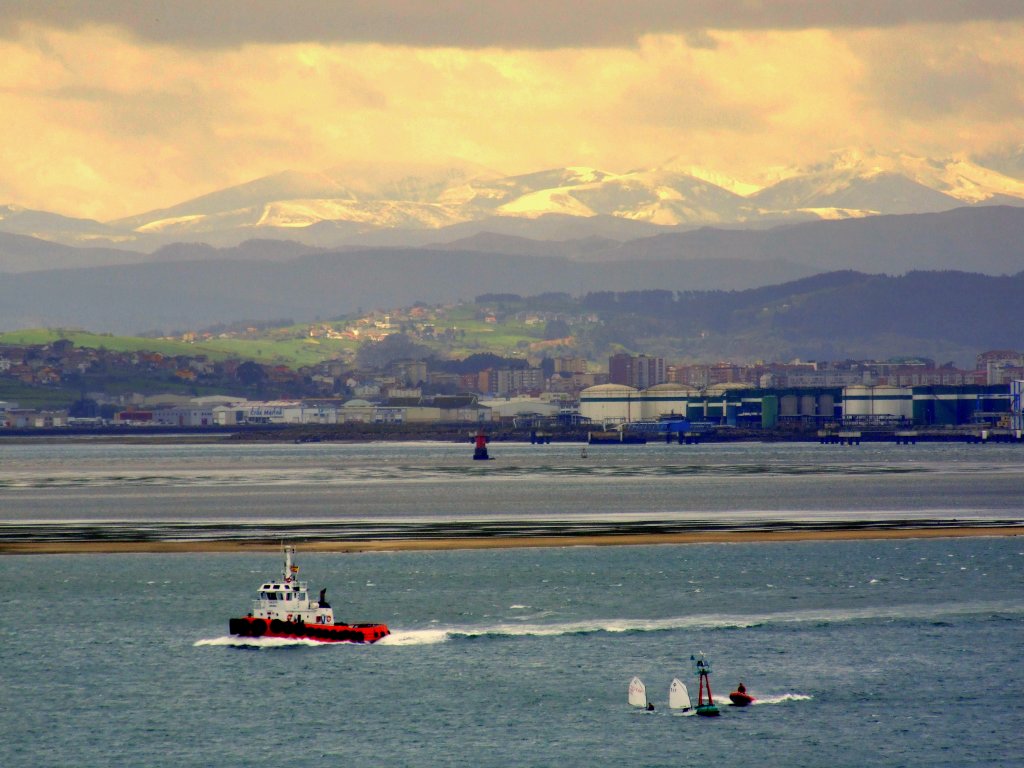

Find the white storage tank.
[
  {"left": 579, "top": 384, "right": 640, "bottom": 423},
  {"left": 639, "top": 383, "right": 695, "bottom": 420},
  {"left": 843, "top": 385, "right": 873, "bottom": 417},
  {"left": 872, "top": 385, "right": 913, "bottom": 419}
]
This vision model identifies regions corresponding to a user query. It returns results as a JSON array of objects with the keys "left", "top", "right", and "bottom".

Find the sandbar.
[{"left": 2, "top": 526, "right": 1020, "bottom": 555}]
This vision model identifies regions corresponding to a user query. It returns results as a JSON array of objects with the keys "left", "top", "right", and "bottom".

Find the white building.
[
  {"left": 479, "top": 396, "right": 560, "bottom": 420},
  {"left": 152, "top": 407, "right": 214, "bottom": 427}
]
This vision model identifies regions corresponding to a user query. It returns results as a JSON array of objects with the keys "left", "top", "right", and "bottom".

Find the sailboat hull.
[{"left": 229, "top": 616, "right": 389, "bottom": 643}]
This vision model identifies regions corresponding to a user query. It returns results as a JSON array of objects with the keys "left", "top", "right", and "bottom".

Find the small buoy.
[{"left": 472, "top": 429, "right": 491, "bottom": 460}]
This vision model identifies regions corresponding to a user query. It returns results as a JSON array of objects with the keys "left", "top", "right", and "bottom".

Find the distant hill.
[
  {"left": 0, "top": 248, "right": 815, "bottom": 334},
  {"left": 0, "top": 231, "right": 151, "bottom": 272},
  {"left": 577, "top": 270, "right": 1024, "bottom": 366},
  {"left": 602, "top": 206, "right": 1024, "bottom": 274},
  {"left": 3, "top": 268, "right": 1020, "bottom": 368}
]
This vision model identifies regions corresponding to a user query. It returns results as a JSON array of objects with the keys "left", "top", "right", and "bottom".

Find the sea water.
[{"left": 1, "top": 441, "right": 1023, "bottom": 767}]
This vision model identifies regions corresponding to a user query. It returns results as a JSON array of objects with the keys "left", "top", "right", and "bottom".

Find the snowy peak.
[
  {"left": 751, "top": 150, "right": 1024, "bottom": 213},
  {"left": 7, "top": 151, "right": 1024, "bottom": 250}
]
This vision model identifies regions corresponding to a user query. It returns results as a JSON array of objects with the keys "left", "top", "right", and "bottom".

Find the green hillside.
[{"left": 0, "top": 328, "right": 359, "bottom": 368}]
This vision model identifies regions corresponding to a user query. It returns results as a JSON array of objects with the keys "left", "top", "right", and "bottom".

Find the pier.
[{"left": 818, "top": 428, "right": 1024, "bottom": 445}]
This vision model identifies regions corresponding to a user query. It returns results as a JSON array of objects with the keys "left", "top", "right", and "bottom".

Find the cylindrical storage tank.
[
  {"left": 579, "top": 384, "right": 639, "bottom": 424},
  {"left": 639, "top": 384, "right": 694, "bottom": 420},
  {"left": 818, "top": 393, "right": 836, "bottom": 419},
  {"left": 872, "top": 386, "right": 912, "bottom": 419},
  {"left": 799, "top": 394, "right": 817, "bottom": 416},
  {"left": 780, "top": 394, "right": 799, "bottom": 417},
  {"left": 843, "top": 385, "right": 873, "bottom": 417}
]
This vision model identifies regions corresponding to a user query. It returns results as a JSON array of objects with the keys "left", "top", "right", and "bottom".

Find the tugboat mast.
[{"left": 283, "top": 543, "right": 296, "bottom": 582}]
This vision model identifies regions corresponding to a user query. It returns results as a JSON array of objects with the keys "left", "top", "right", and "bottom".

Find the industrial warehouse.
[{"left": 579, "top": 381, "right": 1024, "bottom": 433}]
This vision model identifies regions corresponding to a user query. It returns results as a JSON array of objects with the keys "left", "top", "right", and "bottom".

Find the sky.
[{"left": 1, "top": 1, "right": 1023, "bottom": 220}]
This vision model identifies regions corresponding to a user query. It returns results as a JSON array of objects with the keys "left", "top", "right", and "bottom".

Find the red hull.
[
  {"left": 229, "top": 616, "right": 389, "bottom": 643},
  {"left": 729, "top": 691, "right": 755, "bottom": 706}
]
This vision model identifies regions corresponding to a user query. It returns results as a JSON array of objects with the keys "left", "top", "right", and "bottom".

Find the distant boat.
[
  {"left": 729, "top": 683, "right": 756, "bottom": 707},
  {"left": 669, "top": 678, "right": 692, "bottom": 713},
  {"left": 628, "top": 676, "right": 653, "bottom": 711}
]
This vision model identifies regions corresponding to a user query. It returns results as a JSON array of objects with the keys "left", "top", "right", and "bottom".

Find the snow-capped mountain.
[
  {"left": 749, "top": 149, "right": 1024, "bottom": 215},
  {"left": 3, "top": 151, "right": 1024, "bottom": 251}
]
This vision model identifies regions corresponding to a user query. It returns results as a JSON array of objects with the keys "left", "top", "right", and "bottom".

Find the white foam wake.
[
  {"left": 376, "top": 629, "right": 451, "bottom": 646},
  {"left": 195, "top": 635, "right": 339, "bottom": 648},
  {"left": 752, "top": 693, "right": 813, "bottom": 705}
]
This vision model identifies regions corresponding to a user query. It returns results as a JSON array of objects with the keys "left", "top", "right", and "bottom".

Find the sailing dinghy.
[
  {"left": 628, "top": 677, "right": 653, "bottom": 711},
  {"left": 669, "top": 678, "right": 692, "bottom": 713}
]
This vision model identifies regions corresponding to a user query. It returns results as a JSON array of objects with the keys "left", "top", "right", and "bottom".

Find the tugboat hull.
[{"left": 229, "top": 616, "right": 389, "bottom": 643}]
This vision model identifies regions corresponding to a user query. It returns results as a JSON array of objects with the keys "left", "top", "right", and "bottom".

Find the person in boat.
[
  {"left": 737, "top": 683, "right": 746, "bottom": 694},
  {"left": 646, "top": 702, "right": 654, "bottom": 711}
]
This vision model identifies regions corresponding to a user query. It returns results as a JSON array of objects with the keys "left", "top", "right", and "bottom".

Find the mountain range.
[
  {"left": 0, "top": 204, "right": 1023, "bottom": 343},
  {"left": 3, "top": 149, "right": 1024, "bottom": 251},
  {"left": 2, "top": 148, "right": 1023, "bottom": 352}
]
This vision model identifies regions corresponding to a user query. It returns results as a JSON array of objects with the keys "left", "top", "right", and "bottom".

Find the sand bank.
[{"left": 2, "top": 526, "right": 1020, "bottom": 555}]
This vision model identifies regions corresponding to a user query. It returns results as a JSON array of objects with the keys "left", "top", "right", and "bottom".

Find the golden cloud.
[{"left": 0, "top": 21, "right": 1021, "bottom": 219}]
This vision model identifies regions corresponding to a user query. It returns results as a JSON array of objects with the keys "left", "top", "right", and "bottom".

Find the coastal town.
[{"left": 2, "top": 335, "right": 1022, "bottom": 436}]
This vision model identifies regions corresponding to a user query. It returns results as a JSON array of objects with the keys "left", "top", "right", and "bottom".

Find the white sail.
[
  {"left": 669, "top": 678, "right": 691, "bottom": 710},
  {"left": 628, "top": 676, "right": 648, "bottom": 708}
]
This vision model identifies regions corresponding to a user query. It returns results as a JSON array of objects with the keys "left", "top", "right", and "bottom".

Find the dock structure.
[
  {"left": 626, "top": 415, "right": 716, "bottom": 444},
  {"left": 894, "top": 431, "right": 918, "bottom": 445},
  {"left": 819, "top": 430, "right": 862, "bottom": 445},
  {"left": 818, "top": 428, "right": 1024, "bottom": 444}
]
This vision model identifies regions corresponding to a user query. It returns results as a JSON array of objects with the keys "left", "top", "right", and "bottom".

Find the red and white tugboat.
[{"left": 228, "top": 545, "right": 390, "bottom": 643}]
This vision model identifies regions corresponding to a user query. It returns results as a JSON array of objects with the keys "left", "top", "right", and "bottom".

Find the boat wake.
[
  {"left": 353, "top": 600, "right": 1023, "bottom": 646},
  {"left": 195, "top": 635, "right": 350, "bottom": 649},
  {"left": 751, "top": 693, "right": 813, "bottom": 705},
  {"left": 377, "top": 629, "right": 451, "bottom": 646}
]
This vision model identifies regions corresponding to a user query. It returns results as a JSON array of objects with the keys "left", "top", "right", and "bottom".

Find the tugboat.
[{"left": 228, "top": 545, "right": 390, "bottom": 643}]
